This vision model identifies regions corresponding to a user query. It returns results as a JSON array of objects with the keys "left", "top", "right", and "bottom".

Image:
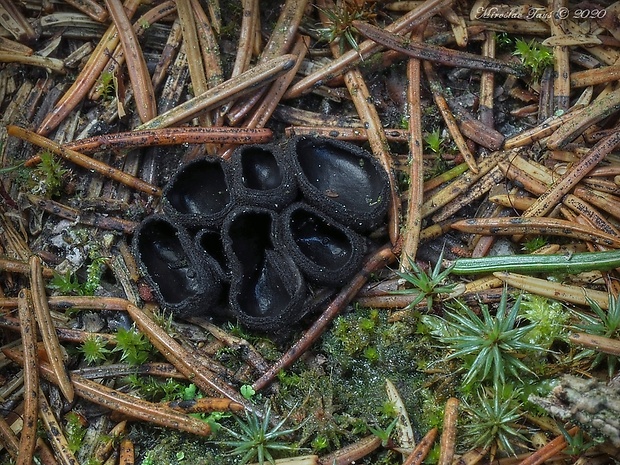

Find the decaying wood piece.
[{"left": 531, "top": 375, "right": 620, "bottom": 447}]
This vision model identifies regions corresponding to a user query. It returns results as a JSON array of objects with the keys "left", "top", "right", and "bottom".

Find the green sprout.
[
  {"left": 463, "top": 388, "right": 526, "bottom": 456},
  {"left": 79, "top": 335, "right": 112, "bottom": 365},
  {"left": 218, "top": 402, "right": 302, "bottom": 465},
  {"left": 423, "top": 290, "right": 543, "bottom": 389},
  {"left": 391, "top": 249, "right": 455, "bottom": 311},
  {"left": 368, "top": 417, "right": 398, "bottom": 447},
  {"left": 572, "top": 294, "right": 620, "bottom": 378},
  {"left": 30, "top": 150, "right": 68, "bottom": 198},
  {"left": 513, "top": 38, "right": 553, "bottom": 82},
  {"left": 49, "top": 255, "right": 107, "bottom": 296},
  {"left": 114, "top": 326, "right": 154, "bottom": 365},
  {"left": 423, "top": 129, "right": 445, "bottom": 154},
  {"left": 522, "top": 236, "right": 548, "bottom": 253},
  {"left": 97, "top": 71, "right": 116, "bottom": 100},
  {"left": 64, "top": 411, "right": 87, "bottom": 453},
  {"left": 558, "top": 423, "right": 603, "bottom": 457}
]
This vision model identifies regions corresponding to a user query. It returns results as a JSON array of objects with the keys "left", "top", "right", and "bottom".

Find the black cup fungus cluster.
[{"left": 133, "top": 136, "right": 390, "bottom": 332}]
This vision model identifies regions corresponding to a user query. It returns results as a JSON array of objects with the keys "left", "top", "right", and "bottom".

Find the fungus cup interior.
[
  {"left": 166, "top": 159, "right": 230, "bottom": 215},
  {"left": 240, "top": 147, "right": 283, "bottom": 190}
]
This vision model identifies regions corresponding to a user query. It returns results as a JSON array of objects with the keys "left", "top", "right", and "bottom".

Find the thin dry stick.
[
  {"left": 451, "top": 216, "right": 620, "bottom": 248},
  {"left": 191, "top": 0, "right": 223, "bottom": 91},
  {"left": 571, "top": 65, "right": 620, "bottom": 88},
  {"left": 16, "top": 289, "right": 38, "bottom": 465},
  {"left": 57, "top": 127, "right": 271, "bottom": 155},
  {"left": 8, "top": 125, "right": 161, "bottom": 197},
  {"left": 403, "top": 427, "right": 438, "bottom": 465},
  {"left": 253, "top": 245, "right": 396, "bottom": 391},
  {"left": 400, "top": 26, "right": 425, "bottom": 267},
  {"left": 104, "top": 0, "right": 156, "bottom": 122},
  {"left": 284, "top": 0, "right": 454, "bottom": 99},
  {"left": 125, "top": 304, "right": 253, "bottom": 412},
  {"left": 219, "top": 0, "right": 259, "bottom": 115},
  {"left": 516, "top": 426, "right": 578, "bottom": 465},
  {"left": 493, "top": 272, "right": 609, "bottom": 309},
  {"left": 562, "top": 194, "right": 620, "bottom": 237},
  {"left": 39, "top": 390, "right": 78, "bottom": 465},
  {"left": 0, "top": 257, "right": 54, "bottom": 277},
  {"left": 177, "top": 0, "right": 209, "bottom": 121},
  {"left": 152, "top": 17, "right": 182, "bottom": 91},
  {"left": 135, "top": 54, "right": 296, "bottom": 130},
  {"left": 522, "top": 128, "right": 620, "bottom": 219},
  {"left": 30, "top": 256, "right": 75, "bottom": 402},
  {"left": 37, "top": 0, "right": 142, "bottom": 135},
  {"left": 26, "top": 194, "right": 137, "bottom": 234},
  {"left": 354, "top": 20, "right": 523, "bottom": 76},
  {"left": 285, "top": 126, "right": 409, "bottom": 142},
  {"left": 569, "top": 332, "right": 620, "bottom": 356},
  {"left": 165, "top": 397, "right": 244, "bottom": 414},
  {"left": 438, "top": 398, "right": 459, "bottom": 465},
  {"left": 230, "top": 0, "right": 258, "bottom": 77},
  {"left": 0, "top": 416, "right": 19, "bottom": 461}
]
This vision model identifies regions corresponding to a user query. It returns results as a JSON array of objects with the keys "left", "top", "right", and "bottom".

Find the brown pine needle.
[
  {"left": 438, "top": 398, "right": 459, "bottom": 465},
  {"left": 403, "top": 427, "right": 438, "bottom": 465},
  {"left": 452, "top": 216, "right": 620, "bottom": 248},
  {"left": 29, "top": 256, "right": 75, "bottom": 403},
  {"left": 39, "top": 390, "right": 79, "bottom": 465},
  {"left": 16, "top": 289, "right": 39, "bottom": 465},
  {"left": 104, "top": 0, "right": 157, "bottom": 122},
  {"left": 125, "top": 304, "right": 253, "bottom": 413}
]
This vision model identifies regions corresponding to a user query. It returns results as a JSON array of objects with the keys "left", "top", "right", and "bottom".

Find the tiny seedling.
[
  {"left": 114, "top": 326, "right": 154, "bottom": 365},
  {"left": 392, "top": 249, "right": 455, "bottom": 311},
  {"left": 79, "top": 335, "right": 112, "bottom": 365},
  {"left": 314, "top": 0, "right": 376, "bottom": 54},
  {"left": 463, "top": 389, "right": 526, "bottom": 456},
  {"left": 29, "top": 150, "right": 68, "bottom": 198},
  {"left": 423, "top": 290, "right": 544, "bottom": 389},
  {"left": 513, "top": 38, "right": 553, "bottom": 82},
  {"left": 218, "top": 402, "right": 303, "bottom": 465},
  {"left": 423, "top": 129, "right": 444, "bottom": 154}
]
